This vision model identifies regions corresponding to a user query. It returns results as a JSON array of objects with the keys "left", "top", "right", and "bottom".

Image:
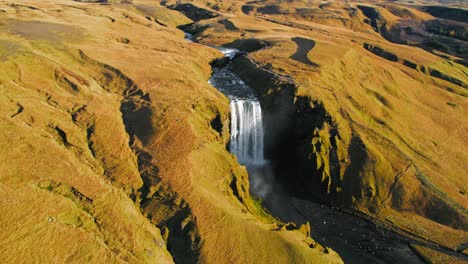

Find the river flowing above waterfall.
[
  {"left": 183, "top": 33, "right": 466, "bottom": 264},
  {"left": 207, "top": 47, "right": 275, "bottom": 198},
  {"left": 209, "top": 61, "right": 426, "bottom": 262},
  {"left": 208, "top": 48, "right": 265, "bottom": 165}
]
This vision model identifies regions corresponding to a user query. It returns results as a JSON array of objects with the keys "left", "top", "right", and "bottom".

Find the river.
[{"left": 190, "top": 33, "right": 458, "bottom": 264}]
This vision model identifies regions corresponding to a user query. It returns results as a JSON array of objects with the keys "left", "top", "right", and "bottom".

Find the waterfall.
[
  {"left": 207, "top": 47, "right": 264, "bottom": 165},
  {"left": 230, "top": 100, "right": 264, "bottom": 165},
  {"left": 208, "top": 46, "right": 266, "bottom": 182}
]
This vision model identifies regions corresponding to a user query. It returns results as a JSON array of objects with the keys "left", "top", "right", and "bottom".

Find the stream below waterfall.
[{"left": 186, "top": 33, "right": 466, "bottom": 264}]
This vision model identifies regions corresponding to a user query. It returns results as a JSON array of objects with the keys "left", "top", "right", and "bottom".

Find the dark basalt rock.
[
  {"left": 428, "top": 67, "right": 466, "bottom": 88},
  {"left": 241, "top": 5, "right": 254, "bottom": 15},
  {"left": 218, "top": 19, "right": 239, "bottom": 31},
  {"left": 358, "top": 5, "right": 387, "bottom": 34},
  {"left": 230, "top": 55, "right": 296, "bottom": 162},
  {"left": 211, "top": 56, "right": 231, "bottom": 68},
  {"left": 223, "top": 39, "right": 269, "bottom": 53},
  {"left": 170, "top": 3, "right": 218, "bottom": 22},
  {"left": 403, "top": 60, "right": 417, "bottom": 69},
  {"left": 420, "top": 6, "right": 468, "bottom": 23},
  {"left": 178, "top": 22, "right": 210, "bottom": 39},
  {"left": 425, "top": 20, "right": 467, "bottom": 41},
  {"left": 363, "top": 43, "right": 399, "bottom": 62}
]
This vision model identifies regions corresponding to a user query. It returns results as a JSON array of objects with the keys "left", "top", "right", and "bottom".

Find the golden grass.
[
  {"left": 188, "top": 0, "right": 468, "bottom": 249},
  {"left": 0, "top": 0, "right": 344, "bottom": 263}
]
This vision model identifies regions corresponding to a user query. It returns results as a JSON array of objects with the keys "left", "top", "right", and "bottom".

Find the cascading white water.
[
  {"left": 208, "top": 46, "right": 272, "bottom": 197},
  {"left": 207, "top": 47, "right": 265, "bottom": 165},
  {"left": 230, "top": 100, "right": 264, "bottom": 164}
]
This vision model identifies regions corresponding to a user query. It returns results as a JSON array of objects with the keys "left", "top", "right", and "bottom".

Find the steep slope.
[
  {"left": 0, "top": 0, "right": 342, "bottom": 263},
  {"left": 176, "top": 0, "right": 468, "bottom": 254},
  {"left": 0, "top": 3, "right": 174, "bottom": 263}
]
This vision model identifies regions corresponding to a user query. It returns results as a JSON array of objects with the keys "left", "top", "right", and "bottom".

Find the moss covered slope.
[{"left": 0, "top": 1, "right": 342, "bottom": 263}]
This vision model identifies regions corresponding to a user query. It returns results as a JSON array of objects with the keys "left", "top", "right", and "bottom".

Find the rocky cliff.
[{"left": 176, "top": 0, "right": 468, "bottom": 255}]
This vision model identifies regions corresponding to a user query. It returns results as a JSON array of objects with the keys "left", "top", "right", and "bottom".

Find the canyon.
[{"left": 0, "top": 0, "right": 466, "bottom": 263}]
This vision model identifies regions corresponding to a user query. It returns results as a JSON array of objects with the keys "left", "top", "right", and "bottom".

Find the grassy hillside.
[
  {"left": 0, "top": 0, "right": 342, "bottom": 263},
  {"left": 176, "top": 0, "right": 467, "bottom": 253}
]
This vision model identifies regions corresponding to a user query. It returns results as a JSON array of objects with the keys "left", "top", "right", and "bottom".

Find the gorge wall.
[{"left": 195, "top": 0, "right": 468, "bottom": 250}]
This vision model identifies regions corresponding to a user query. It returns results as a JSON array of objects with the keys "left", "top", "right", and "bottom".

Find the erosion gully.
[{"left": 184, "top": 32, "right": 466, "bottom": 264}]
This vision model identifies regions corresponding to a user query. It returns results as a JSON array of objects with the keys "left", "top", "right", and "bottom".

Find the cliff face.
[
  {"left": 179, "top": 0, "right": 468, "bottom": 251},
  {"left": 0, "top": 1, "right": 342, "bottom": 263}
]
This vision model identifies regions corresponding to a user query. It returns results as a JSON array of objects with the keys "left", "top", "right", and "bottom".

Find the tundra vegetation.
[{"left": 0, "top": 0, "right": 466, "bottom": 263}]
